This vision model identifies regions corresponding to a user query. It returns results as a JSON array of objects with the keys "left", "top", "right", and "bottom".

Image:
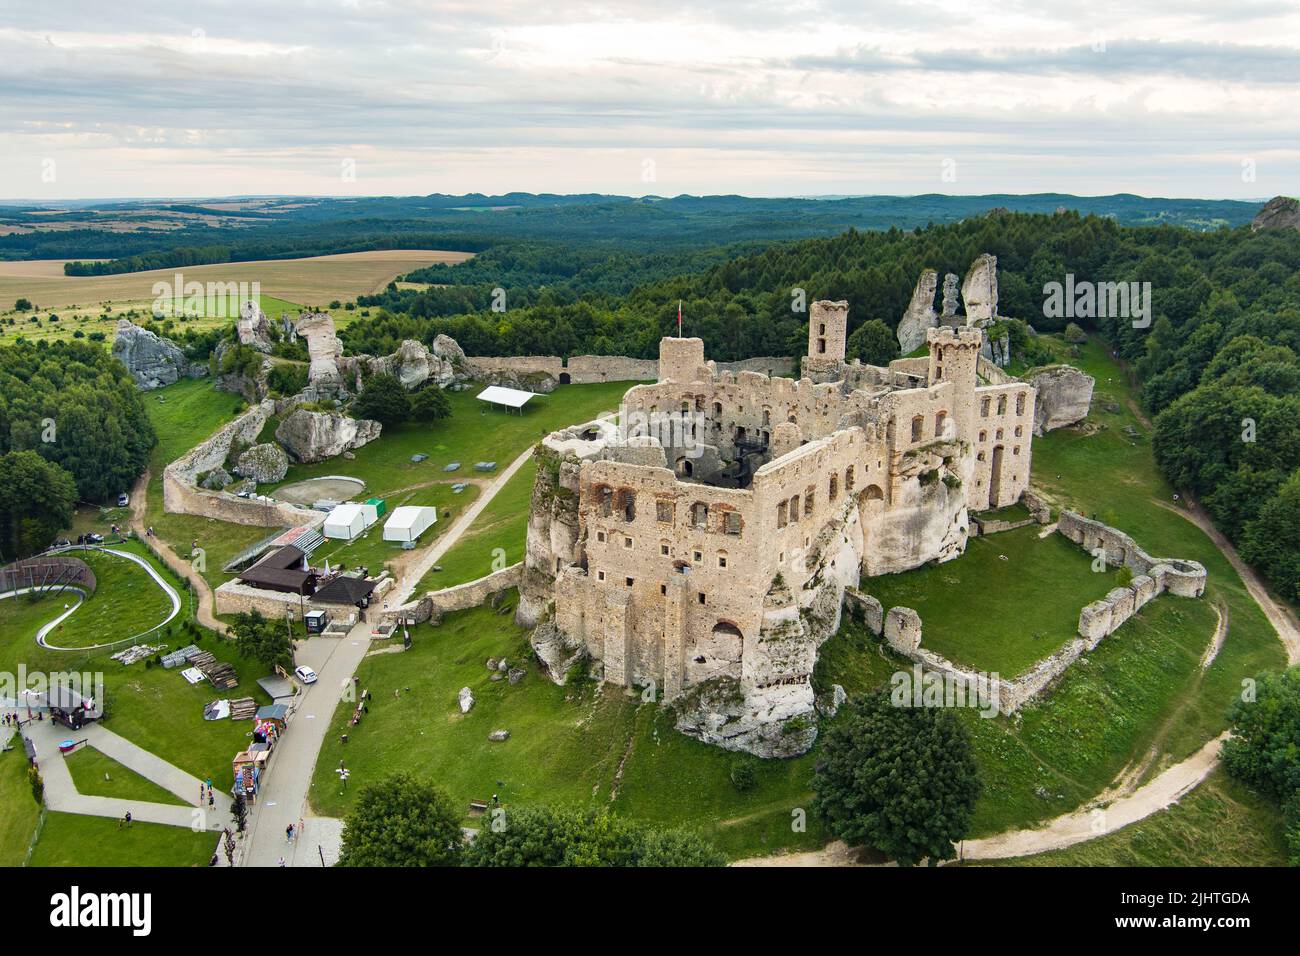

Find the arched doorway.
[
  {"left": 859, "top": 485, "right": 885, "bottom": 555},
  {"left": 559, "top": 372, "right": 571, "bottom": 385},
  {"left": 687, "top": 620, "right": 744, "bottom": 683}
]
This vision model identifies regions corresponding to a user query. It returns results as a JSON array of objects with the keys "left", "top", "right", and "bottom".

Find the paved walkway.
[
  {"left": 24, "top": 719, "right": 224, "bottom": 832},
  {"left": 238, "top": 445, "right": 537, "bottom": 867}
]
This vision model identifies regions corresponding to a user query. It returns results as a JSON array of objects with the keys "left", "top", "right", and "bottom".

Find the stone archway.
[
  {"left": 858, "top": 484, "right": 885, "bottom": 554},
  {"left": 686, "top": 620, "right": 744, "bottom": 683}
]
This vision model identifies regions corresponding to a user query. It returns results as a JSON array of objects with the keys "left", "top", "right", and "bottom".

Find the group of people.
[{"left": 200, "top": 779, "right": 216, "bottom": 809}]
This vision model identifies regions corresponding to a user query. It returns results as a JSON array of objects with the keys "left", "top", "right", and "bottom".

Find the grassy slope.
[
  {"left": 0, "top": 747, "right": 41, "bottom": 866},
  {"left": 307, "top": 597, "right": 829, "bottom": 860},
  {"left": 979, "top": 769, "right": 1287, "bottom": 867},
  {"left": 29, "top": 813, "right": 214, "bottom": 867},
  {"left": 64, "top": 747, "right": 189, "bottom": 806},
  {"left": 41, "top": 549, "right": 172, "bottom": 648},
  {"left": 415, "top": 459, "right": 537, "bottom": 591},
  {"left": 863, "top": 524, "right": 1122, "bottom": 676}
]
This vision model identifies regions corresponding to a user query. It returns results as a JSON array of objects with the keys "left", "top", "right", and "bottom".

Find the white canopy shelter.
[
  {"left": 383, "top": 506, "right": 438, "bottom": 544},
  {"left": 476, "top": 385, "right": 539, "bottom": 414},
  {"left": 323, "top": 503, "right": 367, "bottom": 540}
]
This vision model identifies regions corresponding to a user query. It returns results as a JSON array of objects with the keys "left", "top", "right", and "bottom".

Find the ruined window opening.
[
  {"left": 597, "top": 570, "right": 605, "bottom": 581},
  {"left": 723, "top": 512, "right": 742, "bottom": 535},
  {"left": 762, "top": 407, "right": 771, "bottom": 427},
  {"left": 936, "top": 365, "right": 943, "bottom": 378},
  {"left": 661, "top": 584, "right": 668, "bottom": 595},
  {"left": 977, "top": 451, "right": 986, "bottom": 461},
  {"left": 597, "top": 530, "right": 606, "bottom": 542},
  {"left": 597, "top": 485, "right": 613, "bottom": 517},
  {"left": 935, "top": 410, "right": 947, "bottom": 436},
  {"left": 656, "top": 500, "right": 675, "bottom": 523},
  {"left": 626, "top": 577, "right": 634, "bottom": 587},
  {"left": 979, "top": 430, "right": 987, "bottom": 442},
  {"left": 980, "top": 397, "right": 990, "bottom": 417},
  {"left": 910, "top": 415, "right": 924, "bottom": 442},
  {"left": 660, "top": 543, "right": 669, "bottom": 556},
  {"left": 818, "top": 338, "right": 827, "bottom": 354},
  {"left": 845, "top": 465, "right": 855, "bottom": 491},
  {"left": 694, "top": 656, "right": 706, "bottom": 664},
  {"left": 996, "top": 428, "right": 1004, "bottom": 440},
  {"left": 1016, "top": 392, "right": 1026, "bottom": 416},
  {"left": 1014, "top": 425, "right": 1022, "bottom": 438},
  {"left": 692, "top": 550, "right": 702, "bottom": 563},
  {"left": 819, "top": 323, "right": 826, "bottom": 335},
  {"left": 615, "top": 489, "right": 636, "bottom": 522},
  {"left": 676, "top": 457, "right": 693, "bottom": 478},
  {"left": 691, "top": 502, "right": 709, "bottom": 529},
  {"left": 776, "top": 500, "right": 788, "bottom": 528},
  {"left": 829, "top": 473, "right": 839, "bottom": 500},
  {"left": 624, "top": 536, "right": 633, "bottom": 548},
  {"left": 1013, "top": 445, "right": 1021, "bottom": 456},
  {"left": 695, "top": 395, "right": 705, "bottom": 412},
  {"left": 804, "top": 489, "right": 814, "bottom": 516},
  {"left": 698, "top": 592, "right": 706, "bottom": 605},
  {"left": 997, "top": 395, "right": 1007, "bottom": 416},
  {"left": 713, "top": 401, "right": 722, "bottom": 417},
  {"left": 718, "top": 554, "right": 728, "bottom": 568},
  {"left": 789, "top": 494, "right": 800, "bottom": 519}
]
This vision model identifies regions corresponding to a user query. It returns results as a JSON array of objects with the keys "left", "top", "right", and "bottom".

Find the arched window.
[
  {"left": 980, "top": 397, "right": 990, "bottom": 417},
  {"left": 935, "top": 410, "right": 947, "bottom": 436},
  {"left": 996, "top": 395, "right": 1007, "bottom": 416},
  {"left": 911, "top": 415, "right": 924, "bottom": 442},
  {"left": 845, "top": 465, "right": 855, "bottom": 491},
  {"left": 1016, "top": 392, "right": 1026, "bottom": 416},
  {"left": 829, "top": 473, "right": 839, "bottom": 500}
]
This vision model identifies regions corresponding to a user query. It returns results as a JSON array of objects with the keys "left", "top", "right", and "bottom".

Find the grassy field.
[
  {"left": 415, "top": 459, "right": 537, "bottom": 592},
  {"left": 0, "top": 747, "right": 41, "bottom": 866},
  {"left": 64, "top": 747, "right": 189, "bottom": 806},
  {"left": 863, "top": 524, "right": 1122, "bottom": 676},
  {"left": 28, "top": 813, "right": 215, "bottom": 867},
  {"left": 0, "top": 250, "right": 473, "bottom": 347},
  {"left": 979, "top": 769, "right": 1288, "bottom": 866},
  {"left": 40, "top": 549, "right": 174, "bottom": 649},
  {"left": 307, "top": 597, "right": 829, "bottom": 860}
]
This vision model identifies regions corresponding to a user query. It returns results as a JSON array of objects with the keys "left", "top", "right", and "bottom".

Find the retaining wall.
[{"left": 382, "top": 562, "right": 522, "bottom": 627}]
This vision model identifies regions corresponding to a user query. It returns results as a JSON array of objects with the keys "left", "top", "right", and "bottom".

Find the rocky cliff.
[
  {"left": 1250, "top": 195, "right": 1300, "bottom": 232},
  {"left": 112, "top": 319, "right": 205, "bottom": 390},
  {"left": 896, "top": 268, "right": 939, "bottom": 354},
  {"left": 275, "top": 408, "right": 382, "bottom": 463},
  {"left": 1027, "top": 364, "right": 1095, "bottom": 434}
]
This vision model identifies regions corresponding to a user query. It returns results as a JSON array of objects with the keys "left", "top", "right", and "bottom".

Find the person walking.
[{"left": 286, "top": 823, "right": 295, "bottom": 842}]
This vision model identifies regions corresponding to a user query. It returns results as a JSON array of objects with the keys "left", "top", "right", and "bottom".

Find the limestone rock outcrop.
[
  {"left": 961, "top": 253, "right": 998, "bottom": 326},
  {"left": 295, "top": 311, "right": 345, "bottom": 394},
  {"left": 233, "top": 442, "right": 289, "bottom": 484},
  {"left": 896, "top": 268, "right": 939, "bottom": 354},
  {"left": 940, "top": 272, "right": 961, "bottom": 323},
  {"left": 1027, "top": 364, "right": 1095, "bottom": 434},
  {"left": 274, "top": 408, "right": 381, "bottom": 463},
  {"left": 112, "top": 319, "right": 204, "bottom": 390},
  {"left": 237, "top": 300, "right": 275, "bottom": 353},
  {"left": 365, "top": 338, "right": 464, "bottom": 390},
  {"left": 1250, "top": 195, "right": 1300, "bottom": 232}
]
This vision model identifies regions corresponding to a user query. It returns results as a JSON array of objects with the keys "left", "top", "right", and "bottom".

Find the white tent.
[
  {"left": 383, "top": 506, "right": 438, "bottom": 543},
  {"left": 323, "top": 503, "right": 366, "bottom": 540},
  {"left": 476, "top": 385, "right": 538, "bottom": 414}
]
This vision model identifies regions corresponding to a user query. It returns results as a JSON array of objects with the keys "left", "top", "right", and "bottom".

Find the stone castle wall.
[{"left": 464, "top": 352, "right": 793, "bottom": 388}]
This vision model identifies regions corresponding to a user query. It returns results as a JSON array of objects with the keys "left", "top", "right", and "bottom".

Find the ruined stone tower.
[{"left": 805, "top": 299, "right": 848, "bottom": 376}]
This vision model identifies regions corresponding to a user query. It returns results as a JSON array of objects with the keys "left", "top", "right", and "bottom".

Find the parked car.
[
  {"left": 84, "top": 532, "right": 104, "bottom": 544},
  {"left": 294, "top": 665, "right": 318, "bottom": 685},
  {"left": 117, "top": 492, "right": 130, "bottom": 507}
]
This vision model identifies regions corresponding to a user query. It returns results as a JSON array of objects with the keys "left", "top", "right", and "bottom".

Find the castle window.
[
  {"left": 819, "top": 323, "right": 826, "bottom": 336},
  {"left": 804, "top": 488, "right": 815, "bottom": 516},
  {"left": 1016, "top": 392, "right": 1027, "bottom": 416},
  {"left": 997, "top": 395, "right": 1007, "bottom": 416},
  {"left": 693, "top": 550, "right": 702, "bottom": 563},
  {"left": 691, "top": 502, "right": 709, "bottom": 529},
  {"left": 936, "top": 366, "right": 943, "bottom": 379},
  {"left": 626, "top": 577, "right": 634, "bottom": 587},
  {"left": 624, "top": 536, "right": 634, "bottom": 548},
  {"left": 911, "top": 415, "right": 924, "bottom": 442},
  {"left": 695, "top": 395, "right": 705, "bottom": 412},
  {"left": 597, "top": 485, "right": 613, "bottom": 516},
  {"left": 776, "top": 500, "right": 788, "bottom": 528},
  {"left": 723, "top": 512, "right": 742, "bottom": 535},
  {"left": 981, "top": 397, "right": 990, "bottom": 417},
  {"left": 718, "top": 553, "right": 728, "bottom": 568},
  {"left": 935, "top": 410, "right": 947, "bottom": 436},
  {"left": 597, "top": 531, "right": 606, "bottom": 543},
  {"left": 1014, "top": 425, "right": 1023, "bottom": 438},
  {"left": 818, "top": 338, "right": 827, "bottom": 354},
  {"left": 789, "top": 494, "right": 800, "bottom": 520},
  {"left": 698, "top": 592, "right": 706, "bottom": 605},
  {"left": 661, "top": 543, "right": 670, "bottom": 556},
  {"left": 656, "top": 500, "right": 675, "bottom": 523},
  {"left": 845, "top": 465, "right": 855, "bottom": 491},
  {"left": 713, "top": 401, "right": 722, "bottom": 417},
  {"left": 597, "top": 570, "right": 606, "bottom": 582},
  {"left": 1013, "top": 445, "right": 1021, "bottom": 456},
  {"left": 660, "top": 584, "right": 667, "bottom": 595},
  {"left": 996, "top": 428, "right": 1004, "bottom": 440},
  {"left": 616, "top": 489, "right": 636, "bottom": 522},
  {"left": 829, "top": 473, "right": 839, "bottom": 500},
  {"left": 977, "top": 451, "right": 986, "bottom": 461}
]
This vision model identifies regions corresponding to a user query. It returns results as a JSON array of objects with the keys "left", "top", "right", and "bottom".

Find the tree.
[
  {"left": 462, "top": 804, "right": 725, "bottom": 867},
  {"left": 230, "top": 793, "right": 248, "bottom": 834},
  {"left": 14, "top": 298, "right": 32, "bottom": 312},
  {"left": 1222, "top": 668, "right": 1300, "bottom": 800},
  {"left": 352, "top": 372, "right": 411, "bottom": 426},
  {"left": 229, "top": 609, "right": 294, "bottom": 670},
  {"left": 338, "top": 773, "right": 462, "bottom": 867},
  {"left": 0, "top": 451, "right": 78, "bottom": 561},
  {"left": 845, "top": 319, "right": 898, "bottom": 365},
  {"left": 1239, "top": 470, "right": 1300, "bottom": 602},
  {"left": 812, "top": 688, "right": 981, "bottom": 866},
  {"left": 410, "top": 386, "right": 451, "bottom": 422}
]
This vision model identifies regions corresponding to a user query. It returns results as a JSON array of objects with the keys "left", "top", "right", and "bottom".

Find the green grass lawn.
[
  {"left": 415, "top": 459, "right": 536, "bottom": 592},
  {"left": 978, "top": 769, "right": 1288, "bottom": 867},
  {"left": 307, "top": 595, "right": 828, "bottom": 860},
  {"left": 29, "top": 813, "right": 215, "bottom": 867},
  {"left": 863, "top": 524, "right": 1122, "bottom": 676},
  {"left": 267, "top": 381, "right": 628, "bottom": 497},
  {"left": 40, "top": 548, "right": 173, "bottom": 649},
  {"left": 64, "top": 746, "right": 189, "bottom": 806},
  {"left": 0, "top": 747, "right": 41, "bottom": 866}
]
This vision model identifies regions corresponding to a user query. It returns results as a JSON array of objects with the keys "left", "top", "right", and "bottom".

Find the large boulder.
[
  {"left": 233, "top": 442, "right": 289, "bottom": 484},
  {"left": 275, "top": 408, "right": 381, "bottom": 463},
  {"left": 1027, "top": 364, "right": 1095, "bottom": 434},
  {"left": 366, "top": 339, "right": 464, "bottom": 390},
  {"left": 112, "top": 319, "right": 203, "bottom": 390},
  {"left": 295, "top": 311, "right": 345, "bottom": 393},
  {"left": 896, "top": 268, "right": 939, "bottom": 354},
  {"left": 1250, "top": 195, "right": 1300, "bottom": 232},
  {"left": 961, "top": 253, "right": 998, "bottom": 326}
]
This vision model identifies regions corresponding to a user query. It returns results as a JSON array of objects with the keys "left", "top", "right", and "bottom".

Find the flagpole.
[{"left": 677, "top": 300, "right": 682, "bottom": 336}]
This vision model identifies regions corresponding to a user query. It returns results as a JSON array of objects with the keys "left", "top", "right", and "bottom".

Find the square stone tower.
[{"left": 805, "top": 299, "right": 848, "bottom": 377}]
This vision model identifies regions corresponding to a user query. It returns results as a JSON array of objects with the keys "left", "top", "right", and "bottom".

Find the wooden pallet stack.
[
  {"left": 192, "top": 651, "right": 239, "bottom": 690},
  {"left": 228, "top": 697, "right": 257, "bottom": 720}
]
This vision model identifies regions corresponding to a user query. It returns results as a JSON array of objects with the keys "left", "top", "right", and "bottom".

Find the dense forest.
[
  {"left": 340, "top": 211, "right": 1300, "bottom": 605},
  {"left": 0, "top": 340, "right": 154, "bottom": 560}
]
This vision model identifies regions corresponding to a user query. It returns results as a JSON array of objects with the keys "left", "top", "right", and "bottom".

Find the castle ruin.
[{"left": 519, "top": 301, "right": 1037, "bottom": 757}]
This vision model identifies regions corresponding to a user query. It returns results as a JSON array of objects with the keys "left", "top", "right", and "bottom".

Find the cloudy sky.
[{"left": 1, "top": 0, "right": 1297, "bottom": 199}]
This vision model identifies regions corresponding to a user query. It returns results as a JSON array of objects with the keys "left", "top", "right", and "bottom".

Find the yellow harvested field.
[{"left": 0, "top": 248, "right": 473, "bottom": 312}]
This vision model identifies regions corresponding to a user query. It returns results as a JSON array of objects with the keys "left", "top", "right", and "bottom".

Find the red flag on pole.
[{"left": 677, "top": 300, "right": 682, "bottom": 336}]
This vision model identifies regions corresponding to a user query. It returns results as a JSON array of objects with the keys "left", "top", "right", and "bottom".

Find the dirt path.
[
  {"left": 1155, "top": 496, "right": 1300, "bottom": 665},
  {"left": 127, "top": 469, "right": 224, "bottom": 633}
]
